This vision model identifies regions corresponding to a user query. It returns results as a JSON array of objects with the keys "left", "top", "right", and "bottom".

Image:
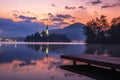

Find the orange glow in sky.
[{"left": 0, "top": 0, "right": 120, "bottom": 27}]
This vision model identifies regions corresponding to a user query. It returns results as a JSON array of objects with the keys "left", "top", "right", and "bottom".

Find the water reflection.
[
  {"left": 26, "top": 44, "right": 120, "bottom": 57},
  {"left": 27, "top": 44, "right": 68, "bottom": 53},
  {"left": 85, "top": 44, "right": 120, "bottom": 57},
  {"left": 26, "top": 44, "right": 86, "bottom": 55},
  {"left": 0, "top": 43, "right": 120, "bottom": 80},
  {"left": 0, "top": 44, "right": 93, "bottom": 80}
]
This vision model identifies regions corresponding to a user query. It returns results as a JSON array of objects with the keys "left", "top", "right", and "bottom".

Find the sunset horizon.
[
  {"left": 0, "top": 0, "right": 120, "bottom": 37},
  {"left": 0, "top": 0, "right": 120, "bottom": 80}
]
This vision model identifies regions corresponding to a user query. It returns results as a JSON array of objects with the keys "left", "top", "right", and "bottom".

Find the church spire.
[{"left": 46, "top": 25, "right": 49, "bottom": 36}]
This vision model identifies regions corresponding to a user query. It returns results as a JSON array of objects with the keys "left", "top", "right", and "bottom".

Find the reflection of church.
[{"left": 40, "top": 45, "right": 49, "bottom": 57}]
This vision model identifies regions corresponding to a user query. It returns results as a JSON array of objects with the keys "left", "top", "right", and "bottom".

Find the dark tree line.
[
  {"left": 24, "top": 32, "right": 71, "bottom": 42},
  {"left": 84, "top": 15, "right": 120, "bottom": 44}
]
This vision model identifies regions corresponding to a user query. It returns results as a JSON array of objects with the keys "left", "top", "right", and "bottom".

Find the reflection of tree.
[
  {"left": 85, "top": 44, "right": 120, "bottom": 57},
  {"left": 26, "top": 44, "right": 68, "bottom": 56}
]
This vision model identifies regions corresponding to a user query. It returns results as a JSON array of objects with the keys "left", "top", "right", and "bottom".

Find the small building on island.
[{"left": 24, "top": 26, "right": 71, "bottom": 42}]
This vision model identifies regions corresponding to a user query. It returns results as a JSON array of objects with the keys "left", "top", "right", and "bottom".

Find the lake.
[{"left": 0, "top": 43, "right": 120, "bottom": 80}]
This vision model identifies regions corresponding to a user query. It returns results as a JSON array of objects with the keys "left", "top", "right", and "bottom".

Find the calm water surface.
[{"left": 0, "top": 43, "right": 120, "bottom": 80}]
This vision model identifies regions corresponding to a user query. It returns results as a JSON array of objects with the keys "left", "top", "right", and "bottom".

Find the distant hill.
[{"left": 50, "top": 23, "right": 86, "bottom": 41}]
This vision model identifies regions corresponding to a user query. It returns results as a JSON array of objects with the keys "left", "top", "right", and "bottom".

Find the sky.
[{"left": 0, "top": 0, "right": 120, "bottom": 37}]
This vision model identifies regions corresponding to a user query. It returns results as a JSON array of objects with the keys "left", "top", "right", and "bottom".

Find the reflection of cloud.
[
  {"left": 65, "top": 6, "right": 76, "bottom": 10},
  {"left": 101, "top": 53, "right": 109, "bottom": 57},
  {"left": 19, "top": 62, "right": 36, "bottom": 67},
  {"left": 64, "top": 73, "right": 74, "bottom": 77},
  {"left": 63, "top": 59, "right": 72, "bottom": 65},
  {"left": 0, "top": 57, "right": 87, "bottom": 80},
  {"left": 0, "top": 57, "right": 60, "bottom": 71}
]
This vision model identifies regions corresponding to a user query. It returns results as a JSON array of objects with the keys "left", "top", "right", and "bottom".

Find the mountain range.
[{"left": 50, "top": 23, "right": 86, "bottom": 41}]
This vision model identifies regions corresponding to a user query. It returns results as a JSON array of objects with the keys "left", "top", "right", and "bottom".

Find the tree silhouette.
[
  {"left": 108, "top": 16, "right": 120, "bottom": 43},
  {"left": 24, "top": 31, "right": 71, "bottom": 42},
  {"left": 85, "top": 15, "right": 109, "bottom": 43},
  {"left": 111, "top": 17, "right": 120, "bottom": 26}
]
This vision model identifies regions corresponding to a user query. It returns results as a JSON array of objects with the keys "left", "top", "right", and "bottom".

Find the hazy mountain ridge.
[{"left": 50, "top": 23, "right": 86, "bottom": 41}]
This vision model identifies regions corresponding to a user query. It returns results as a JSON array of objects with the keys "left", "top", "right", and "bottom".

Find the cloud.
[
  {"left": 94, "top": 11, "right": 99, "bottom": 15},
  {"left": 48, "top": 13, "right": 54, "bottom": 18},
  {"left": 51, "top": 18, "right": 63, "bottom": 22},
  {"left": 70, "top": 20, "right": 75, "bottom": 22},
  {"left": 12, "top": 13, "right": 37, "bottom": 21},
  {"left": 58, "top": 21, "right": 69, "bottom": 28},
  {"left": 51, "top": 4, "right": 58, "bottom": 7},
  {"left": 48, "top": 13, "right": 53, "bottom": 16},
  {"left": 41, "top": 18, "right": 48, "bottom": 21},
  {"left": 12, "top": 10, "right": 20, "bottom": 13},
  {"left": 47, "top": 13, "right": 75, "bottom": 20},
  {"left": 0, "top": 18, "right": 45, "bottom": 37},
  {"left": 59, "top": 21, "right": 69, "bottom": 25},
  {"left": 47, "top": 13, "right": 75, "bottom": 21},
  {"left": 56, "top": 14, "right": 75, "bottom": 19},
  {"left": 65, "top": 6, "right": 76, "bottom": 10},
  {"left": 12, "top": 10, "right": 37, "bottom": 21},
  {"left": 78, "top": 6, "right": 87, "bottom": 10},
  {"left": 101, "top": 3, "right": 120, "bottom": 8},
  {"left": 12, "top": 10, "right": 36, "bottom": 15},
  {"left": 18, "top": 15, "right": 37, "bottom": 20},
  {"left": 12, "top": 13, "right": 19, "bottom": 18},
  {"left": 41, "top": 13, "right": 75, "bottom": 28},
  {"left": 89, "top": 0, "right": 102, "bottom": 5}
]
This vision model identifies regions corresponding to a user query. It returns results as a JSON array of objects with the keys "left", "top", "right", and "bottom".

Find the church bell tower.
[{"left": 46, "top": 25, "right": 49, "bottom": 36}]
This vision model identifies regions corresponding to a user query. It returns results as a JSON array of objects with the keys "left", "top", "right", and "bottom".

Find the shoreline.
[
  {"left": 0, "top": 42, "right": 86, "bottom": 45},
  {"left": 1, "top": 42, "right": 120, "bottom": 45}
]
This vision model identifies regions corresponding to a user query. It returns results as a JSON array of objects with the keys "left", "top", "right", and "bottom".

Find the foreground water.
[{"left": 0, "top": 43, "right": 120, "bottom": 80}]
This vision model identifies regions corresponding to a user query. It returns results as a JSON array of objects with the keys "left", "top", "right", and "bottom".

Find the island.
[{"left": 24, "top": 26, "right": 71, "bottom": 42}]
